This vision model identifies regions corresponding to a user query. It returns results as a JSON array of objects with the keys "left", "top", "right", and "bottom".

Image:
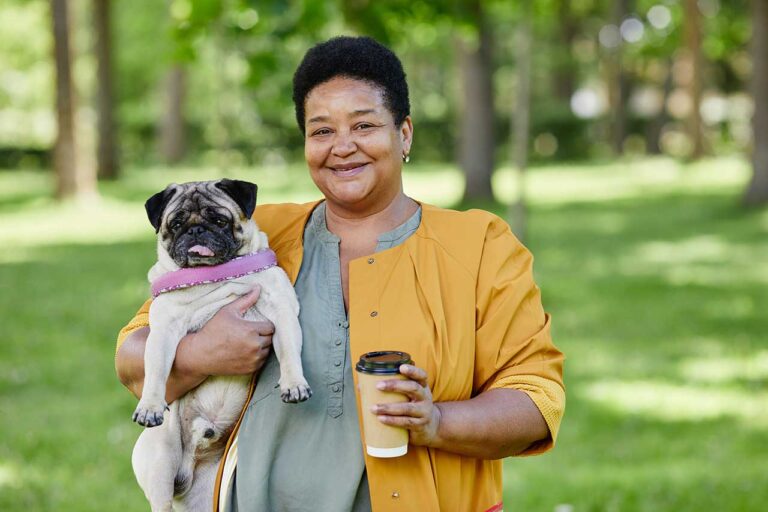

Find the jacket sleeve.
[
  {"left": 115, "top": 298, "right": 152, "bottom": 356},
  {"left": 473, "top": 216, "right": 565, "bottom": 455}
]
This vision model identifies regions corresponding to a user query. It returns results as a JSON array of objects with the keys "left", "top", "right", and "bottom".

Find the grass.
[{"left": 0, "top": 157, "right": 766, "bottom": 511}]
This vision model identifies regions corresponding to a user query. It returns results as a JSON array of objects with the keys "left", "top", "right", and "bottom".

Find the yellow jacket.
[{"left": 117, "top": 201, "right": 565, "bottom": 512}]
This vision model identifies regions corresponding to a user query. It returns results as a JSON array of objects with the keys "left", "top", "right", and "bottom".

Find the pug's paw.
[
  {"left": 280, "top": 377, "right": 312, "bottom": 403},
  {"left": 132, "top": 399, "right": 168, "bottom": 427}
]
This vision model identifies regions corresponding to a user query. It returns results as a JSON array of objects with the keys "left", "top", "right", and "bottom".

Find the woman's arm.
[
  {"left": 431, "top": 389, "right": 548, "bottom": 458},
  {"left": 116, "top": 327, "right": 203, "bottom": 403},
  {"left": 115, "top": 287, "right": 274, "bottom": 403},
  {"left": 373, "top": 365, "right": 549, "bottom": 459}
]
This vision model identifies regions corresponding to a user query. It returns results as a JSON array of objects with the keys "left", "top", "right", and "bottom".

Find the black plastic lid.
[{"left": 355, "top": 351, "right": 413, "bottom": 375}]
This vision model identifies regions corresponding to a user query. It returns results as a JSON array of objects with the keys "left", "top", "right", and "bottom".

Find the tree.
[
  {"left": 744, "top": 0, "right": 768, "bottom": 206},
  {"left": 553, "top": 0, "right": 578, "bottom": 103},
  {"left": 458, "top": 0, "right": 495, "bottom": 202},
  {"left": 646, "top": 59, "right": 673, "bottom": 155},
  {"left": 93, "top": 0, "right": 119, "bottom": 179},
  {"left": 509, "top": 2, "right": 531, "bottom": 242},
  {"left": 606, "top": 0, "right": 631, "bottom": 156},
  {"left": 51, "top": 0, "right": 96, "bottom": 199},
  {"left": 684, "top": 0, "right": 705, "bottom": 159},
  {"left": 158, "top": 64, "right": 187, "bottom": 165}
]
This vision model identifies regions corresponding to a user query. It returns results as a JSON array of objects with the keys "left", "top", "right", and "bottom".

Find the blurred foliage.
[{"left": 0, "top": 0, "right": 755, "bottom": 168}]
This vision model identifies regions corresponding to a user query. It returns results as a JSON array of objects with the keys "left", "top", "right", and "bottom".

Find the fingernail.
[
  {"left": 370, "top": 405, "right": 378, "bottom": 413},
  {"left": 376, "top": 382, "right": 386, "bottom": 390}
]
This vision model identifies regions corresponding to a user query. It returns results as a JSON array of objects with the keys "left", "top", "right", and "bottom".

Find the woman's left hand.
[{"left": 372, "top": 364, "right": 442, "bottom": 448}]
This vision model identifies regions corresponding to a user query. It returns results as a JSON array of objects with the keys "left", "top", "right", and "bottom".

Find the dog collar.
[{"left": 151, "top": 249, "right": 278, "bottom": 298}]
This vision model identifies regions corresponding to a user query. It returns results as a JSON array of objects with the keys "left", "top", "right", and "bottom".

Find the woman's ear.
[{"left": 400, "top": 116, "right": 414, "bottom": 155}]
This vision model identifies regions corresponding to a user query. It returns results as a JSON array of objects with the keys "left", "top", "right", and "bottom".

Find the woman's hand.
[
  {"left": 116, "top": 286, "right": 273, "bottom": 403},
  {"left": 372, "top": 364, "right": 443, "bottom": 448},
  {"left": 176, "top": 286, "right": 274, "bottom": 379}
]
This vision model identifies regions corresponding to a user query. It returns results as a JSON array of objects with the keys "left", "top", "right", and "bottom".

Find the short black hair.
[{"left": 292, "top": 36, "right": 410, "bottom": 134}]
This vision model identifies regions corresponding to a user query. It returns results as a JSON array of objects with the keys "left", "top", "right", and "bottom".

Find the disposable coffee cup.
[{"left": 356, "top": 351, "right": 413, "bottom": 458}]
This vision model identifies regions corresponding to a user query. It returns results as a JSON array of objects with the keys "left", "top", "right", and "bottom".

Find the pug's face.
[{"left": 145, "top": 179, "right": 257, "bottom": 268}]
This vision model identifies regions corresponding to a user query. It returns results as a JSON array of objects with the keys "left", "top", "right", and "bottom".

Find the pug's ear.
[
  {"left": 216, "top": 179, "right": 257, "bottom": 219},
  {"left": 145, "top": 185, "right": 177, "bottom": 233}
]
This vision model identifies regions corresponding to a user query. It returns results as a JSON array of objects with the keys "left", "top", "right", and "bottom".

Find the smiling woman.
[
  {"left": 303, "top": 76, "right": 413, "bottom": 220},
  {"left": 115, "top": 36, "right": 564, "bottom": 512}
]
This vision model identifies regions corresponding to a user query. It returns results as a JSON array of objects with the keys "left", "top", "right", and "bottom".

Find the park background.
[{"left": 1, "top": 0, "right": 767, "bottom": 510}]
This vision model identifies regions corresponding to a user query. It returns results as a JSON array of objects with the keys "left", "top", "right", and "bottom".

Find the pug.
[{"left": 130, "top": 179, "right": 311, "bottom": 511}]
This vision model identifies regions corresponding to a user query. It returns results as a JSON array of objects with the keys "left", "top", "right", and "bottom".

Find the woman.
[{"left": 116, "top": 36, "right": 564, "bottom": 512}]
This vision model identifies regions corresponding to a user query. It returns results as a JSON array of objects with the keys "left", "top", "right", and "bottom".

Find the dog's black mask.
[{"left": 145, "top": 179, "right": 257, "bottom": 268}]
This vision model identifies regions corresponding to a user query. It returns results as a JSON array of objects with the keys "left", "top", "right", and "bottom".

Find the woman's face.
[{"left": 303, "top": 76, "right": 413, "bottom": 214}]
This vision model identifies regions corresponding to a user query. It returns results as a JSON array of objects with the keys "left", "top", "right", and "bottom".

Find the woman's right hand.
[{"left": 176, "top": 285, "right": 275, "bottom": 379}]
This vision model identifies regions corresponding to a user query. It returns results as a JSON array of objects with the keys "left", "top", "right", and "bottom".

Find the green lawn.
[{"left": 1, "top": 157, "right": 766, "bottom": 511}]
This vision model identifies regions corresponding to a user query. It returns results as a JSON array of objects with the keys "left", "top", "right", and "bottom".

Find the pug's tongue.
[{"left": 188, "top": 245, "right": 214, "bottom": 257}]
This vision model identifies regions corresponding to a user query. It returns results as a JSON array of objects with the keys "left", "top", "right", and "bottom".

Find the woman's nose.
[{"left": 331, "top": 133, "right": 357, "bottom": 157}]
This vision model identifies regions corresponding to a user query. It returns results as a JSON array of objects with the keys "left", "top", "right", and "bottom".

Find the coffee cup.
[{"left": 355, "top": 351, "right": 413, "bottom": 458}]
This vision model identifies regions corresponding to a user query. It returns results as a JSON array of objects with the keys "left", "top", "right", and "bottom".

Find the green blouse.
[{"left": 228, "top": 201, "right": 422, "bottom": 512}]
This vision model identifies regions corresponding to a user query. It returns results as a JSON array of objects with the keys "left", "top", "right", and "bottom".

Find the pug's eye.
[
  {"left": 214, "top": 217, "right": 228, "bottom": 228},
  {"left": 169, "top": 219, "right": 183, "bottom": 231}
]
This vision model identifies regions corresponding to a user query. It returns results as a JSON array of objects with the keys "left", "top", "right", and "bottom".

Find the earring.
[{"left": 402, "top": 153, "right": 410, "bottom": 163}]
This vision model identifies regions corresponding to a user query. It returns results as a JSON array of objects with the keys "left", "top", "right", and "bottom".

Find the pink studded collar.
[{"left": 151, "top": 249, "right": 278, "bottom": 298}]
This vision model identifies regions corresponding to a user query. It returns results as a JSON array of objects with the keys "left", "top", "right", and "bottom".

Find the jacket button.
[
  {"left": 391, "top": 491, "right": 399, "bottom": 498},
  {"left": 368, "top": 257, "right": 375, "bottom": 264},
  {"left": 370, "top": 311, "right": 378, "bottom": 317},
  {"left": 332, "top": 384, "right": 341, "bottom": 392}
]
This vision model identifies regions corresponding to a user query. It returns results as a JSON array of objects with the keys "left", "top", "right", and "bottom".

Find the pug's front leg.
[
  {"left": 133, "top": 306, "right": 187, "bottom": 427},
  {"left": 250, "top": 276, "right": 310, "bottom": 403},
  {"left": 270, "top": 312, "right": 312, "bottom": 403}
]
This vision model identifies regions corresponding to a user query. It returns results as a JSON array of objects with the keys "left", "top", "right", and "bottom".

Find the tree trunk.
[
  {"left": 51, "top": 0, "right": 96, "bottom": 200},
  {"left": 159, "top": 65, "right": 187, "bottom": 165},
  {"left": 646, "top": 59, "right": 673, "bottom": 155},
  {"left": 744, "top": 0, "right": 768, "bottom": 206},
  {"left": 94, "top": 0, "right": 119, "bottom": 179},
  {"left": 509, "top": 5, "right": 531, "bottom": 242},
  {"left": 458, "top": 0, "right": 495, "bottom": 202},
  {"left": 684, "top": 0, "right": 706, "bottom": 159},
  {"left": 607, "top": 0, "right": 631, "bottom": 156},
  {"left": 553, "top": 0, "right": 577, "bottom": 102}
]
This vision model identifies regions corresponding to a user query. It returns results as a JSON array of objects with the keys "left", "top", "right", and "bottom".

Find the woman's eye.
[
  {"left": 312, "top": 128, "right": 332, "bottom": 136},
  {"left": 355, "top": 123, "right": 374, "bottom": 130}
]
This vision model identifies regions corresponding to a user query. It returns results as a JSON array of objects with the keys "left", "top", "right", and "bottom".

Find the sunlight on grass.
[
  {"left": 679, "top": 351, "right": 768, "bottom": 384},
  {"left": 619, "top": 233, "right": 768, "bottom": 287},
  {"left": 0, "top": 460, "right": 46, "bottom": 496},
  {"left": 0, "top": 197, "right": 149, "bottom": 257},
  {"left": 582, "top": 380, "right": 768, "bottom": 427},
  {"left": 402, "top": 163, "right": 464, "bottom": 205},
  {"left": 635, "top": 235, "right": 731, "bottom": 264},
  {"left": 493, "top": 155, "right": 750, "bottom": 205},
  {"left": 0, "top": 462, "right": 20, "bottom": 488},
  {"left": 0, "top": 172, "right": 51, "bottom": 199},
  {"left": 662, "top": 263, "right": 768, "bottom": 287}
]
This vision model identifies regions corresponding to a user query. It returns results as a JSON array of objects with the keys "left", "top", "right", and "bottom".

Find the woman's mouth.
[{"left": 329, "top": 163, "right": 368, "bottom": 177}]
